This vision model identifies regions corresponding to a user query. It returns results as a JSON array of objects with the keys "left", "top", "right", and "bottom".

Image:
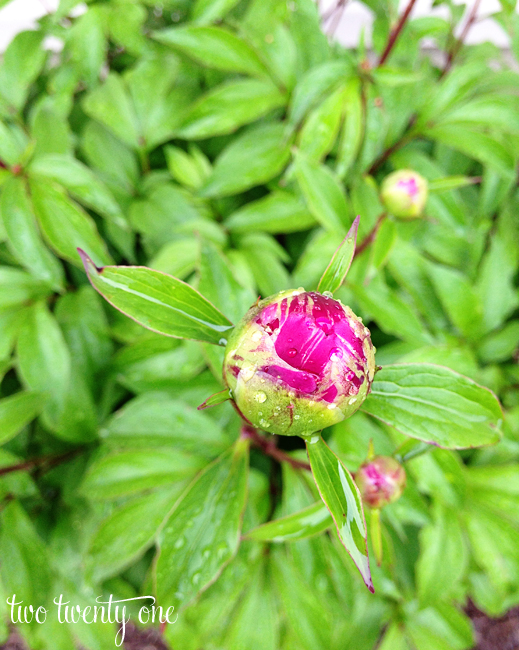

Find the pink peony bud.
[
  {"left": 355, "top": 456, "right": 406, "bottom": 509},
  {"left": 223, "top": 289, "right": 376, "bottom": 437},
  {"left": 380, "top": 169, "right": 428, "bottom": 219}
]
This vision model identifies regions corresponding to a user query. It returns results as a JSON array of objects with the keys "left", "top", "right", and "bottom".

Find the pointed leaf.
[
  {"left": 244, "top": 501, "right": 332, "bottom": 543},
  {"left": 153, "top": 25, "right": 267, "bottom": 77},
  {"left": 198, "top": 389, "right": 231, "bottom": 411},
  {"left": 79, "top": 250, "right": 233, "bottom": 345},
  {"left": 362, "top": 364, "right": 502, "bottom": 449},
  {"left": 317, "top": 216, "right": 359, "bottom": 294},
  {"left": 154, "top": 438, "right": 249, "bottom": 610},
  {"left": 306, "top": 436, "right": 373, "bottom": 592},
  {"left": 0, "top": 177, "right": 64, "bottom": 290}
]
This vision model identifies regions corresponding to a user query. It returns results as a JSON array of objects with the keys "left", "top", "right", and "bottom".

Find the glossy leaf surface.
[
  {"left": 80, "top": 250, "right": 233, "bottom": 345},
  {"left": 363, "top": 364, "right": 502, "bottom": 449},
  {"left": 306, "top": 435, "right": 373, "bottom": 592}
]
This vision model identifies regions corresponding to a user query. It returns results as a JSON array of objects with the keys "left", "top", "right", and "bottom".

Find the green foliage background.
[{"left": 0, "top": 0, "right": 518, "bottom": 647}]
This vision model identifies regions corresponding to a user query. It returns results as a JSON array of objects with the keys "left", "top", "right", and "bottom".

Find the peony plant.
[{"left": 80, "top": 211, "right": 502, "bottom": 592}]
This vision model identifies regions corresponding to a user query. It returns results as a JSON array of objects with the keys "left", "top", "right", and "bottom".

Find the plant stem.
[
  {"left": 442, "top": 0, "right": 482, "bottom": 76},
  {"left": 378, "top": 0, "right": 419, "bottom": 66},
  {"left": 368, "top": 127, "right": 414, "bottom": 175},
  {"left": 354, "top": 213, "right": 387, "bottom": 259},
  {"left": 0, "top": 448, "right": 84, "bottom": 478},
  {"left": 241, "top": 426, "right": 311, "bottom": 471}
]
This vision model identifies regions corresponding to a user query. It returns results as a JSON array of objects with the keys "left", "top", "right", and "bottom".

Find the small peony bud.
[
  {"left": 355, "top": 456, "right": 406, "bottom": 509},
  {"left": 223, "top": 289, "right": 376, "bottom": 437},
  {"left": 380, "top": 169, "right": 428, "bottom": 219}
]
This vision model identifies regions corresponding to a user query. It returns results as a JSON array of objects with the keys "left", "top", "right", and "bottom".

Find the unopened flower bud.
[
  {"left": 355, "top": 456, "right": 406, "bottom": 509},
  {"left": 223, "top": 289, "right": 376, "bottom": 437},
  {"left": 380, "top": 169, "right": 428, "bottom": 219}
]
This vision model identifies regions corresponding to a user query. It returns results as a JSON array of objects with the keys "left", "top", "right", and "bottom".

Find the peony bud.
[
  {"left": 355, "top": 456, "right": 406, "bottom": 509},
  {"left": 223, "top": 289, "right": 376, "bottom": 437},
  {"left": 380, "top": 169, "right": 428, "bottom": 219}
]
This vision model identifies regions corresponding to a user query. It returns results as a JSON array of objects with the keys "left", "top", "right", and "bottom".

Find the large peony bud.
[
  {"left": 355, "top": 456, "right": 406, "bottom": 509},
  {"left": 223, "top": 289, "right": 376, "bottom": 437},
  {"left": 380, "top": 169, "right": 428, "bottom": 219}
]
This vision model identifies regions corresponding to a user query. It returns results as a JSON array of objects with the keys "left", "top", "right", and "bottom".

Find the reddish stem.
[
  {"left": 442, "top": 0, "right": 482, "bottom": 77},
  {"left": 378, "top": 0, "right": 419, "bottom": 66},
  {"left": 241, "top": 426, "right": 311, "bottom": 472},
  {"left": 354, "top": 213, "right": 387, "bottom": 259},
  {"left": 0, "top": 448, "right": 83, "bottom": 478}
]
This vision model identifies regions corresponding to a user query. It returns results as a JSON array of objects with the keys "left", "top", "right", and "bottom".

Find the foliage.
[{"left": 0, "top": 0, "right": 518, "bottom": 648}]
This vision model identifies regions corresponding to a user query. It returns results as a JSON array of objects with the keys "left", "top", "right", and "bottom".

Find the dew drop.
[
  {"left": 255, "top": 391, "right": 267, "bottom": 403},
  {"left": 346, "top": 237, "right": 353, "bottom": 244},
  {"left": 251, "top": 330, "right": 262, "bottom": 342},
  {"left": 174, "top": 537, "right": 185, "bottom": 549},
  {"left": 219, "top": 338, "right": 228, "bottom": 346},
  {"left": 287, "top": 348, "right": 298, "bottom": 358},
  {"left": 241, "top": 364, "right": 255, "bottom": 382},
  {"left": 328, "top": 403, "right": 337, "bottom": 410},
  {"left": 260, "top": 419, "right": 270, "bottom": 428},
  {"left": 192, "top": 572, "right": 202, "bottom": 585},
  {"left": 322, "top": 290, "right": 333, "bottom": 298},
  {"left": 294, "top": 415, "right": 300, "bottom": 420},
  {"left": 348, "top": 397, "right": 356, "bottom": 405}
]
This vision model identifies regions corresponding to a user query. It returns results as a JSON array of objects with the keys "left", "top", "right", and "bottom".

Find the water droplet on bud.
[
  {"left": 322, "top": 290, "right": 333, "bottom": 298},
  {"left": 251, "top": 330, "right": 262, "bottom": 342},
  {"left": 327, "top": 403, "right": 337, "bottom": 410},
  {"left": 287, "top": 348, "right": 297, "bottom": 358},
  {"left": 260, "top": 419, "right": 270, "bottom": 428},
  {"left": 348, "top": 397, "right": 356, "bottom": 405},
  {"left": 255, "top": 391, "right": 267, "bottom": 403},
  {"left": 219, "top": 338, "right": 228, "bottom": 346},
  {"left": 294, "top": 414, "right": 300, "bottom": 420},
  {"left": 241, "top": 364, "right": 255, "bottom": 382}
]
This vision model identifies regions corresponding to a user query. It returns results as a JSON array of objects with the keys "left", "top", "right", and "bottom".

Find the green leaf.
[
  {"left": 0, "top": 391, "right": 45, "bottom": 446},
  {"left": 101, "top": 392, "right": 229, "bottom": 459},
  {"left": 192, "top": 0, "right": 242, "bottom": 24},
  {"left": 288, "top": 59, "right": 352, "bottom": 127},
  {"left": 294, "top": 151, "right": 349, "bottom": 234},
  {"left": 198, "top": 240, "right": 255, "bottom": 324},
  {"left": 16, "top": 302, "right": 71, "bottom": 432},
  {"left": 29, "top": 154, "right": 127, "bottom": 228},
  {"left": 81, "top": 449, "right": 204, "bottom": 500},
  {"left": 424, "top": 125, "right": 515, "bottom": 175},
  {"left": 0, "top": 121, "right": 30, "bottom": 168},
  {"left": 154, "top": 25, "right": 267, "bottom": 77},
  {"left": 65, "top": 5, "right": 107, "bottom": 87},
  {"left": 0, "top": 268, "right": 50, "bottom": 311},
  {"left": 478, "top": 321, "right": 519, "bottom": 363},
  {"left": 416, "top": 502, "right": 468, "bottom": 605},
  {"left": 428, "top": 176, "right": 478, "bottom": 192},
  {"left": 0, "top": 500, "right": 52, "bottom": 606},
  {"left": 79, "top": 250, "right": 233, "bottom": 345},
  {"left": 0, "top": 177, "right": 64, "bottom": 290},
  {"left": 199, "top": 123, "right": 293, "bottom": 198},
  {"left": 427, "top": 263, "right": 484, "bottom": 341},
  {"left": 245, "top": 501, "right": 332, "bottom": 543},
  {"left": 178, "top": 79, "right": 286, "bottom": 140},
  {"left": 197, "top": 389, "right": 231, "bottom": 411},
  {"left": 154, "top": 438, "right": 249, "bottom": 610},
  {"left": 29, "top": 178, "right": 112, "bottom": 267},
  {"left": 88, "top": 487, "right": 182, "bottom": 581},
  {"left": 305, "top": 436, "right": 373, "bottom": 592},
  {"left": 0, "top": 31, "right": 46, "bottom": 113},
  {"left": 335, "top": 78, "right": 363, "bottom": 179},
  {"left": 363, "top": 364, "right": 503, "bottom": 449},
  {"left": 225, "top": 190, "right": 316, "bottom": 234},
  {"left": 298, "top": 83, "right": 348, "bottom": 162},
  {"left": 317, "top": 216, "right": 359, "bottom": 294},
  {"left": 82, "top": 72, "right": 139, "bottom": 149}
]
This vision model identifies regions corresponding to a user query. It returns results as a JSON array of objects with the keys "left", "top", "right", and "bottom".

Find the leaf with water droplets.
[
  {"left": 317, "top": 216, "right": 359, "bottom": 295},
  {"left": 244, "top": 501, "right": 332, "bottom": 543},
  {"left": 79, "top": 249, "right": 233, "bottom": 345},
  {"left": 154, "top": 437, "right": 249, "bottom": 610},
  {"left": 306, "top": 435, "right": 373, "bottom": 592}
]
